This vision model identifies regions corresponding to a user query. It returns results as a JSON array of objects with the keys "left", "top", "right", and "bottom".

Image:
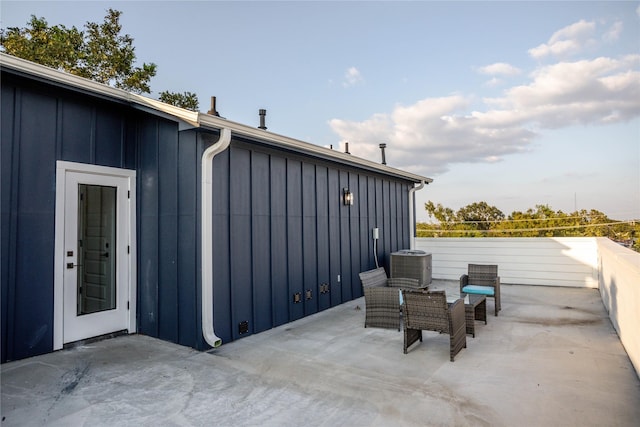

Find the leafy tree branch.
[{"left": 1, "top": 9, "right": 198, "bottom": 108}]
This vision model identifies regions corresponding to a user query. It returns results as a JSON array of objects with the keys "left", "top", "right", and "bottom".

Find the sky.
[{"left": 2, "top": 1, "right": 639, "bottom": 221}]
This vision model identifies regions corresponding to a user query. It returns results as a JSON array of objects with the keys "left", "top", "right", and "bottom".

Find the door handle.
[
  {"left": 102, "top": 252, "right": 109, "bottom": 258},
  {"left": 66, "top": 263, "right": 83, "bottom": 269}
]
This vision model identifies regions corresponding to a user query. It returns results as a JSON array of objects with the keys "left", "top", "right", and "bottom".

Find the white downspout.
[
  {"left": 408, "top": 181, "right": 426, "bottom": 250},
  {"left": 201, "top": 127, "right": 232, "bottom": 348}
]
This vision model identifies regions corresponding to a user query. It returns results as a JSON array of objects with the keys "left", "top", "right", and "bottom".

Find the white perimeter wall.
[
  {"left": 597, "top": 237, "right": 640, "bottom": 378},
  {"left": 414, "top": 237, "right": 599, "bottom": 287},
  {"left": 413, "top": 236, "right": 639, "bottom": 377}
]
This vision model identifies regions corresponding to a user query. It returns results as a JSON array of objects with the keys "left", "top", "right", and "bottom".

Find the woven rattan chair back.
[
  {"left": 359, "top": 267, "right": 388, "bottom": 289},
  {"left": 468, "top": 264, "right": 498, "bottom": 287},
  {"left": 402, "top": 290, "right": 449, "bottom": 333},
  {"left": 401, "top": 290, "right": 467, "bottom": 361}
]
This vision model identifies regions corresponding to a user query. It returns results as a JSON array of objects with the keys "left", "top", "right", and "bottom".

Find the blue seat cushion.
[{"left": 462, "top": 285, "right": 495, "bottom": 296}]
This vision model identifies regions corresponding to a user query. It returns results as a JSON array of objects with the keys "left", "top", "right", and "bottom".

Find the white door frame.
[{"left": 53, "top": 161, "right": 137, "bottom": 350}]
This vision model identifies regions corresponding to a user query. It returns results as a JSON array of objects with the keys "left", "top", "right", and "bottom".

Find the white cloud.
[
  {"left": 478, "top": 62, "right": 522, "bottom": 87},
  {"left": 343, "top": 66, "right": 363, "bottom": 87},
  {"left": 549, "top": 19, "right": 595, "bottom": 44},
  {"left": 329, "top": 51, "right": 640, "bottom": 176},
  {"left": 499, "top": 55, "right": 640, "bottom": 127},
  {"left": 329, "top": 94, "right": 536, "bottom": 175},
  {"left": 477, "top": 62, "right": 522, "bottom": 76},
  {"left": 484, "top": 77, "right": 502, "bottom": 87},
  {"left": 603, "top": 21, "right": 623, "bottom": 42},
  {"left": 529, "top": 19, "right": 596, "bottom": 59},
  {"left": 529, "top": 40, "right": 580, "bottom": 59}
]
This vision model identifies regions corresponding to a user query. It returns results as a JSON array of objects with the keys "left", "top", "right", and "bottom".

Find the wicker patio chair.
[
  {"left": 359, "top": 267, "right": 422, "bottom": 331},
  {"left": 401, "top": 290, "right": 467, "bottom": 362},
  {"left": 460, "top": 264, "right": 501, "bottom": 316}
]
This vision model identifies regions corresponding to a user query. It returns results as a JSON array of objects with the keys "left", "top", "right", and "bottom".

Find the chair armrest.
[
  {"left": 388, "top": 277, "right": 422, "bottom": 289},
  {"left": 447, "top": 298, "right": 467, "bottom": 361},
  {"left": 460, "top": 274, "right": 469, "bottom": 286},
  {"left": 486, "top": 277, "right": 500, "bottom": 289},
  {"left": 448, "top": 299, "right": 466, "bottom": 335}
]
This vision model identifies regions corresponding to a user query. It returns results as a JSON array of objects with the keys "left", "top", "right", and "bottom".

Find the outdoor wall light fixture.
[{"left": 343, "top": 188, "right": 354, "bottom": 205}]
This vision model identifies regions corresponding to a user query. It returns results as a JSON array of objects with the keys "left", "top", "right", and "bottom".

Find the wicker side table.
[{"left": 465, "top": 294, "right": 487, "bottom": 337}]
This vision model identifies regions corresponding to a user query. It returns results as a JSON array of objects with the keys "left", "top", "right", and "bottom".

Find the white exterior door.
[{"left": 54, "top": 162, "right": 136, "bottom": 348}]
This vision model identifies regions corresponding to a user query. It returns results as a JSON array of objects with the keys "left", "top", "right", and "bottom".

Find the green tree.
[
  {"left": 158, "top": 91, "right": 199, "bottom": 112},
  {"left": 418, "top": 201, "right": 639, "bottom": 252},
  {"left": 499, "top": 205, "right": 564, "bottom": 237},
  {"left": 423, "top": 201, "right": 469, "bottom": 236},
  {"left": 1, "top": 9, "right": 156, "bottom": 94},
  {"left": 499, "top": 206, "right": 613, "bottom": 237},
  {"left": 423, "top": 201, "right": 503, "bottom": 237},
  {"left": 457, "top": 201, "right": 504, "bottom": 230},
  {"left": 424, "top": 201, "right": 457, "bottom": 224},
  {"left": 0, "top": 15, "right": 83, "bottom": 71}
]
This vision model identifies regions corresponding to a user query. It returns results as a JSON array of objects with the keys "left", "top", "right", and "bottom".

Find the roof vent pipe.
[
  {"left": 345, "top": 142, "right": 350, "bottom": 154},
  {"left": 208, "top": 96, "right": 220, "bottom": 116},
  {"left": 379, "top": 143, "right": 387, "bottom": 165},
  {"left": 258, "top": 109, "right": 267, "bottom": 130}
]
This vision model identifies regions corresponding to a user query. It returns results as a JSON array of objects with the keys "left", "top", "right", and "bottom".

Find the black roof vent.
[
  {"left": 207, "top": 96, "right": 220, "bottom": 116},
  {"left": 258, "top": 109, "right": 267, "bottom": 130},
  {"left": 379, "top": 143, "right": 387, "bottom": 165}
]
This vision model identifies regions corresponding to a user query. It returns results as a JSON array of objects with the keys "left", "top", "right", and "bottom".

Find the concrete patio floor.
[{"left": 2, "top": 281, "right": 639, "bottom": 426}]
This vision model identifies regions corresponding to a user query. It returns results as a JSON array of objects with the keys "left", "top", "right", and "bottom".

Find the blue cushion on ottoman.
[{"left": 462, "top": 285, "right": 495, "bottom": 296}]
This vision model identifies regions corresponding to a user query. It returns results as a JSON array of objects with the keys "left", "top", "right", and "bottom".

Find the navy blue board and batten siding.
[
  {"left": 137, "top": 119, "right": 207, "bottom": 349},
  {"left": 1, "top": 73, "right": 124, "bottom": 361},
  {"left": 1, "top": 70, "right": 203, "bottom": 361},
  {"left": 207, "top": 137, "right": 412, "bottom": 344},
  {"left": 2, "top": 58, "right": 420, "bottom": 362}
]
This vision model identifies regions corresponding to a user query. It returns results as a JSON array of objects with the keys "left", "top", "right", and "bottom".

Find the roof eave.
[
  {"left": 1, "top": 53, "right": 432, "bottom": 184},
  {"left": 196, "top": 113, "right": 432, "bottom": 184},
  {"left": 0, "top": 53, "right": 199, "bottom": 127}
]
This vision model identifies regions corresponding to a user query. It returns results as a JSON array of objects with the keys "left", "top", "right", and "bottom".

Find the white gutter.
[
  {"left": 201, "top": 127, "right": 232, "bottom": 348},
  {"left": 408, "top": 180, "right": 427, "bottom": 250}
]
